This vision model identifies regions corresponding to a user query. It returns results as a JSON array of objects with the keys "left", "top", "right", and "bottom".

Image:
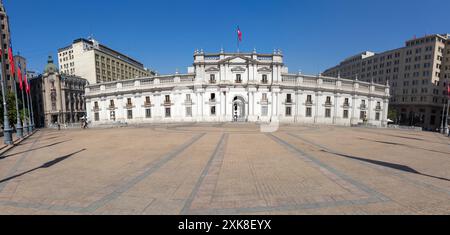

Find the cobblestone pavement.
[{"left": 0, "top": 124, "right": 449, "bottom": 215}]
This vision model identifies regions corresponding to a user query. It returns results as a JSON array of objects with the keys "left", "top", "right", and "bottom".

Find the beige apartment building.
[
  {"left": 324, "top": 34, "right": 450, "bottom": 130},
  {"left": 58, "top": 38, "right": 155, "bottom": 85},
  {"left": 0, "top": 1, "right": 16, "bottom": 90}
]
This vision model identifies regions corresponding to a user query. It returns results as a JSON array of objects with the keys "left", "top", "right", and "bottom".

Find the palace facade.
[{"left": 85, "top": 50, "right": 390, "bottom": 127}]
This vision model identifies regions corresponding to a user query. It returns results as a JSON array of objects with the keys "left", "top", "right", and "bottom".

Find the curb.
[{"left": 0, "top": 130, "right": 39, "bottom": 157}]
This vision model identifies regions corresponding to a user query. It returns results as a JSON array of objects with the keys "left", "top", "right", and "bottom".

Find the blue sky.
[{"left": 4, "top": 0, "right": 450, "bottom": 75}]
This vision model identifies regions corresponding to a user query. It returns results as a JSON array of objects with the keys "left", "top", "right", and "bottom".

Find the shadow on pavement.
[
  {"left": 0, "top": 149, "right": 86, "bottom": 184},
  {"left": 0, "top": 140, "right": 72, "bottom": 160},
  {"left": 358, "top": 137, "right": 450, "bottom": 155},
  {"left": 321, "top": 149, "right": 450, "bottom": 182}
]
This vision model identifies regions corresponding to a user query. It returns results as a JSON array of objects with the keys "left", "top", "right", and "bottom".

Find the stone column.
[
  {"left": 368, "top": 97, "right": 374, "bottom": 123},
  {"left": 333, "top": 93, "right": 339, "bottom": 124},
  {"left": 382, "top": 98, "right": 389, "bottom": 127},
  {"left": 351, "top": 95, "right": 359, "bottom": 125},
  {"left": 314, "top": 91, "right": 320, "bottom": 123}
]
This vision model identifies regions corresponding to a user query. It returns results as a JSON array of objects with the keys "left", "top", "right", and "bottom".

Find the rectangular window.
[
  {"left": 325, "top": 108, "right": 331, "bottom": 118},
  {"left": 127, "top": 98, "right": 132, "bottom": 106},
  {"left": 94, "top": 102, "right": 99, "bottom": 109},
  {"left": 110, "top": 100, "right": 115, "bottom": 107},
  {"left": 307, "top": 95, "right": 312, "bottom": 104},
  {"left": 186, "top": 107, "right": 192, "bottom": 117},
  {"left": 286, "top": 107, "right": 292, "bottom": 116},
  {"left": 236, "top": 74, "right": 242, "bottom": 83},
  {"left": 146, "top": 109, "right": 152, "bottom": 118},
  {"left": 94, "top": 112, "right": 99, "bottom": 121},
  {"left": 186, "top": 94, "right": 191, "bottom": 102},
  {"left": 360, "top": 111, "right": 366, "bottom": 120},
  {"left": 165, "top": 108, "right": 171, "bottom": 118},
  {"left": 210, "top": 74, "right": 216, "bottom": 83},
  {"left": 343, "top": 110, "right": 349, "bottom": 119},
  {"left": 261, "top": 106, "right": 268, "bottom": 116},
  {"left": 145, "top": 96, "right": 151, "bottom": 104},
  {"left": 344, "top": 98, "right": 349, "bottom": 106},
  {"left": 211, "top": 106, "right": 216, "bottom": 116},
  {"left": 375, "top": 112, "right": 380, "bottom": 121},
  {"left": 262, "top": 75, "right": 268, "bottom": 84},
  {"left": 165, "top": 95, "right": 170, "bottom": 103},
  {"left": 306, "top": 107, "right": 312, "bottom": 117},
  {"left": 286, "top": 94, "right": 292, "bottom": 103},
  {"left": 262, "top": 93, "right": 268, "bottom": 101},
  {"left": 127, "top": 110, "right": 133, "bottom": 119}
]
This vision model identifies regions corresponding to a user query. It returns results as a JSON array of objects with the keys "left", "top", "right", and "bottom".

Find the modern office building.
[
  {"left": 85, "top": 49, "right": 390, "bottom": 127},
  {"left": 324, "top": 34, "right": 450, "bottom": 130},
  {"left": 57, "top": 38, "right": 155, "bottom": 85}
]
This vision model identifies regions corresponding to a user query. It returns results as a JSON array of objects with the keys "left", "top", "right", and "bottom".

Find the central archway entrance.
[{"left": 232, "top": 96, "right": 247, "bottom": 122}]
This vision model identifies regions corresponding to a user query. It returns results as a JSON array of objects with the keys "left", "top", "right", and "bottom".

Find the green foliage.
[
  {"left": 388, "top": 109, "right": 398, "bottom": 122},
  {"left": 0, "top": 91, "right": 20, "bottom": 127}
]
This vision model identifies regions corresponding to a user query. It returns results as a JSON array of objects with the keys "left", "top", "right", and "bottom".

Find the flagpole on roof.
[{"left": 237, "top": 26, "right": 240, "bottom": 53}]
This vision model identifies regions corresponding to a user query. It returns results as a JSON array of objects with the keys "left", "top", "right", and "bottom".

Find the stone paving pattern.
[{"left": 0, "top": 124, "right": 449, "bottom": 215}]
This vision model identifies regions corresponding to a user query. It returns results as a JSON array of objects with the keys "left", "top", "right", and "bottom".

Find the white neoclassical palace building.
[{"left": 85, "top": 50, "right": 390, "bottom": 127}]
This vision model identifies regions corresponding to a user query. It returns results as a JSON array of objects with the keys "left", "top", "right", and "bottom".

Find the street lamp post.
[
  {"left": 444, "top": 99, "right": 449, "bottom": 135},
  {"left": 13, "top": 74, "right": 23, "bottom": 139},
  {"left": 1, "top": 69, "right": 13, "bottom": 145},
  {"left": 20, "top": 81, "right": 28, "bottom": 136},
  {"left": 29, "top": 91, "right": 35, "bottom": 130},
  {"left": 26, "top": 87, "right": 32, "bottom": 133}
]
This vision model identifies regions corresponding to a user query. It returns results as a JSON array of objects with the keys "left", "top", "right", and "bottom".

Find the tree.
[
  {"left": 0, "top": 91, "right": 18, "bottom": 128},
  {"left": 388, "top": 109, "right": 398, "bottom": 123}
]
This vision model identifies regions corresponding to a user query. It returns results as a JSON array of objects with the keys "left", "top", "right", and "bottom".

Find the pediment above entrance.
[
  {"left": 257, "top": 67, "right": 272, "bottom": 72},
  {"left": 205, "top": 67, "right": 220, "bottom": 72},
  {"left": 218, "top": 55, "right": 259, "bottom": 64},
  {"left": 231, "top": 66, "right": 246, "bottom": 72}
]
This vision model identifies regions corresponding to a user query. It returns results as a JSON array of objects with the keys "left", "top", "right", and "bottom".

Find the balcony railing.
[
  {"left": 286, "top": 99, "right": 293, "bottom": 104},
  {"left": 144, "top": 101, "right": 152, "bottom": 107},
  {"left": 93, "top": 107, "right": 100, "bottom": 112},
  {"left": 360, "top": 104, "right": 367, "bottom": 110},
  {"left": 164, "top": 100, "right": 172, "bottom": 106},
  {"left": 235, "top": 79, "right": 242, "bottom": 84},
  {"left": 343, "top": 103, "right": 350, "bottom": 108},
  {"left": 126, "top": 103, "right": 133, "bottom": 109},
  {"left": 261, "top": 79, "right": 268, "bottom": 84},
  {"left": 325, "top": 102, "right": 333, "bottom": 107},
  {"left": 109, "top": 105, "right": 116, "bottom": 110},
  {"left": 306, "top": 101, "right": 313, "bottom": 106},
  {"left": 375, "top": 106, "right": 382, "bottom": 111},
  {"left": 209, "top": 99, "right": 216, "bottom": 103},
  {"left": 210, "top": 79, "right": 216, "bottom": 84}
]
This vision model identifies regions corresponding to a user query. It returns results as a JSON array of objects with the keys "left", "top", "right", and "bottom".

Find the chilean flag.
[
  {"left": 8, "top": 39, "right": 14, "bottom": 76},
  {"left": 237, "top": 26, "right": 242, "bottom": 42},
  {"left": 17, "top": 62, "right": 23, "bottom": 90},
  {"left": 448, "top": 84, "right": 450, "bottom": 98},
  {"left": 24, "top": 68, "right": 30, "bottom": 94}
]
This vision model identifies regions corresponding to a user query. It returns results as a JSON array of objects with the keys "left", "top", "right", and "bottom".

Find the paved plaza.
[{"left": 0, "top": 124, "right": 449, "bottom": 215}]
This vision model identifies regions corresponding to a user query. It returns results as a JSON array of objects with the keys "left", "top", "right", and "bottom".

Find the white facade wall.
[{"left": 86, "top": 51, "right": 390, "bottom": 127}]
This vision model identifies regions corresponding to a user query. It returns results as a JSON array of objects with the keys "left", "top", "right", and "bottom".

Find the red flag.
[
  {"left": 237, "top": 26, "right": 242, "bottom": 42},
  {"left": 24, "top": 69, "right": 30, "bottom": 94},
  {"left": 17, "top": 62, "right": 23, "bottom": 90},
  {"left": 8, "top": 39, "right": 14, "bottom": 76},
  {"left": 448, "top": 84, "right": 450, "bottom": 98}
]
